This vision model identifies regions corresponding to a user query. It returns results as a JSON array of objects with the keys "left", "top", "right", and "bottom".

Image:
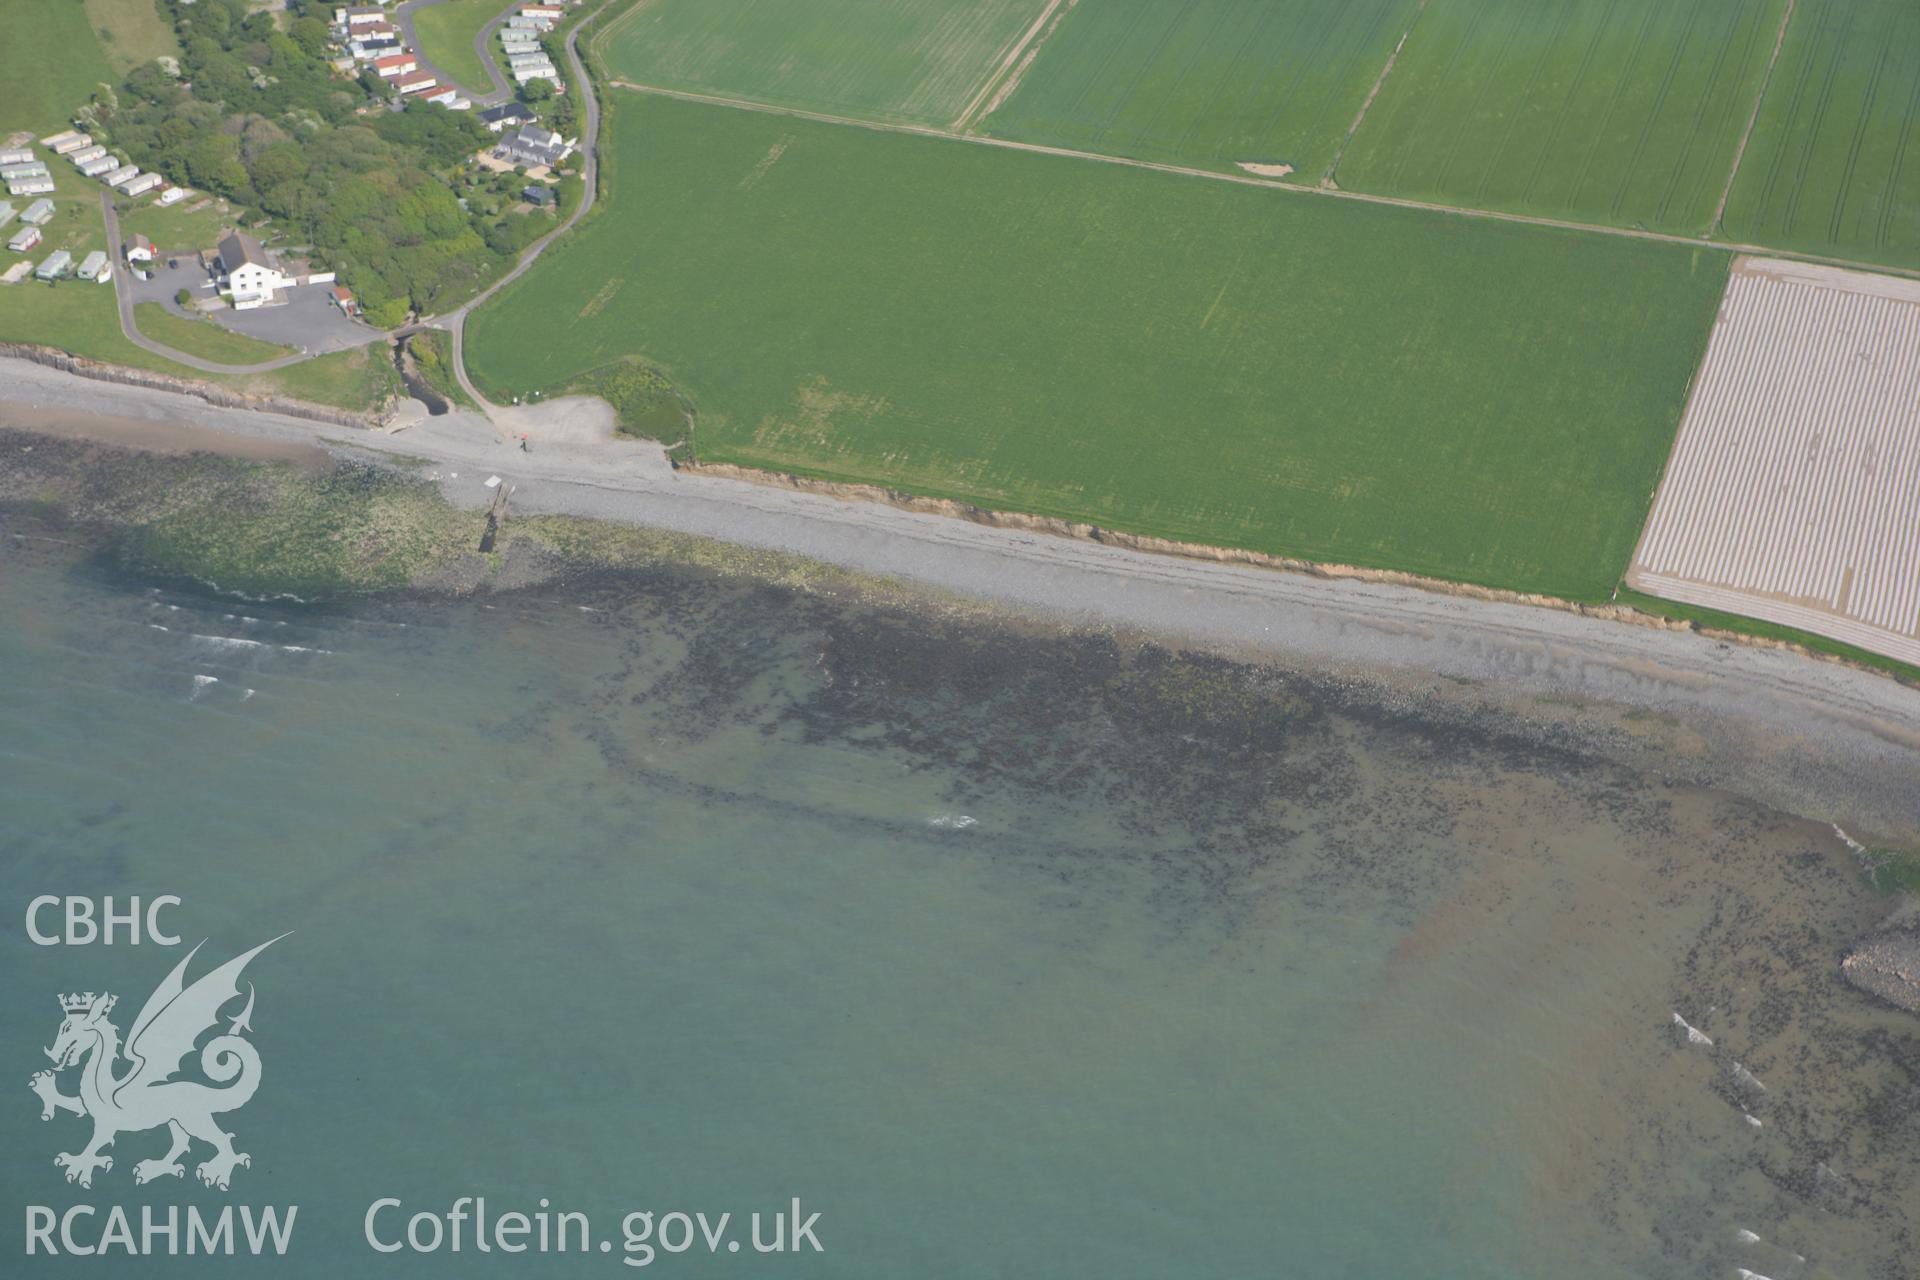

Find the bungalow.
[
  {"left": 67, "top": 144, "right": 107, "bottom": 165},
  {"left": 215, "top": 231, "right": 293, "bottom": 308},
  {"left": 496, "top": 123, "right": 570, "bottom": 168},
  {"left": 373, "top": 52, "right": 417, "bottom": 78},
  {"left": 105, "top": 166, "right": 143, "bottom": 189},
  {"left": 8, "top": 225, "right": 42, "bottom": 253},
  {"left": 50, "top": 134, "right": 94, "bottom": 156},
  {"left": 349, "top": 37, "right": 401, "bottom": 59},
  {"left": 0, "top": 201, "right": 13, "bottom": 228},
  {"left": 337, "top": 6, "right": 387, "bottom": 26},
  {"left": 330, "top": 284, "right": 358, "bottom": 316},
  {"left": 1, "top": 162, "right": 49, "bottom": 180},
  {"left": 0, "top": 147, "right": 35, "bottom": 166},
  {"left": 76, "top": 250, "right": 111, "bottom": 282},
  {"left": 35, "top": 249, "right": 72, "bottom": 280},
  {"left": 425, "top": 86, "right": 460, "bottom": 106},
  {"left": 352, "top": 20, "right": 395, "bottom": 37},
  {"left": 126, "top": 233, "right": 157, "bottom": 263},
  {"left": 7, "top": 178, "right": 56, "bottom": 197},
  {"left": 478, "top": 102, "right": 535, "bottom": 133},
  {"left": 156, "top": 186, "right": 190, "bottom": 206},
  {"left": 522, "top": 183, "right": 553, "bottom": 207},
  {"left": 20, "top": 198, "right": 55, "bottom": 225},
  {"left": 395, "top": 71, "right": 439, "bottom": 95},
  {"left": 123, "top": 173, "right": 164, "bottom": 197},
  {"left": 77, "top": 154, "right": 118, "bottom": 178}
]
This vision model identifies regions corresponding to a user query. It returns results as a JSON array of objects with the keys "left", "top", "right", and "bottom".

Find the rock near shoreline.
[{"left": 1841, "top": 899, "right": 1920, "bottom": 1013}]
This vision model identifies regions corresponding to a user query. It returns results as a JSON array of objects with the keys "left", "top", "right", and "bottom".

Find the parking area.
[{"left": 125, "top": 255, "right": 375, "bottom": 355}]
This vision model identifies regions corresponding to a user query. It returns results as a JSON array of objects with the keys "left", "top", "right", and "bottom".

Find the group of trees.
[{"left": 83, "top": 0, "right": 566, "bottom": 328}]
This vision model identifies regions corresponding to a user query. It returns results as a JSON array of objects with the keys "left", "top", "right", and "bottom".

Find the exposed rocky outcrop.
[{"left": 1842, "top": 899, "right": 1920, "bottom": 1013}]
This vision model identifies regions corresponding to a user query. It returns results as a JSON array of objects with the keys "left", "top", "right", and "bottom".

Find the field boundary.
[
  {"left": 605, "top": 78, "right": 1920, "bottom": 282},
  {"left": 1322, "top": 0, "right": 1430, "bottom": 187},
  {"left": 952, "top": 0, "right": 1075, "bottom": 133},
  {"left": 1712, "top": 0, "right": 1800, "bottom": 232}
]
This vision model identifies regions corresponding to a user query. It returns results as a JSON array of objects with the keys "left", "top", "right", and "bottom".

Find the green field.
[
  {"left": 412, "top": 0, "right": 501, "bottom": 95},
  {"left": 1337, "top": 0, "right": 1788, "bottom": 234},
  {"left": 1721, "top": 0, "right": 1920, "bottom": 269},
  {"left": 2, "top": 0, "right": 116, "bottom": 137},
  {"left": 470, "top": 94, "right": 1727, "bottom": 598},
  {"left": 133, "top": 303, "right": 295, "bottom": 364},
  {"left": 84, "top": 0, "right": 183, "bottom": 78},
  {"left": 599, "top": 0, "right": 1050, "bottom": 125},
  {"left": 980, "top": 0, "right": 1421, "bottom": 180}
]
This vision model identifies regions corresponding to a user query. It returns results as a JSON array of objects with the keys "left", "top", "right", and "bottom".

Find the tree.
[
  {"left": 518, "top": 78, "right": 555, "bottom": 106},
  {"left": 175, "top": 288, "right": 192, "bottom": 307},
  {"left": 288, "top": 15, "right": 330, "bottom": 59}
]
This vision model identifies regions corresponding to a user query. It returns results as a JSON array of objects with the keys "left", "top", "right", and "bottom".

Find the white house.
[
  {"left": 36, "top": 249, "right": 72, "bottom": 280},
  {"left": 77, "top": 250, "right": 111, "bottom": 282},
  {"left": 215, "top": 231, "right": 292, "bottom": 308},
  {"left": 373, "top": 52, "right": 417, "bottom": 78},
  {"left": 425, "top": 86, "right": 460, "bottom": 106},
  {"left": 478, "top": 102, "right": 535, "bottom": 133},
  {"left": 123, "top": 172, "right": 164, "bottom": 197},
  {"left": 126, "top": 234, "right": 156, "bottom": 263},
  {"left": 7, "top": 178, "right": 55, "bottom": 197},
  {"left": 395, "top": 71, "right": 439, "bottom": 95}
]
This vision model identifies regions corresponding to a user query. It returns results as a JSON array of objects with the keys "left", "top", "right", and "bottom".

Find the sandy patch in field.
[{"left": 1235, "top": 162, "right": 1294, "bottom": 179}]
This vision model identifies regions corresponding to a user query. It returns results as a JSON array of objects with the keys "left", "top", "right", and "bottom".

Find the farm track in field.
[
  {"left": 1714, "top": 0, "right": 1799, "bottom": 231},
  {"left": 604, "top": 77, "right": 1920, "bottom": 282}
]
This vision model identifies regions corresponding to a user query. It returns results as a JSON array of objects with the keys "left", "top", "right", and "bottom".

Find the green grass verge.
[
  {"left": 1721, "top": 0, "right": 1920, "bottom": 270},
  {"left": 119, "top": 196, "right": 239, "bottom": 255},
  {"left": 411, "top": 0, "right": 502, "bottom": 96},
  {"left": 1, "top": 0, "right": 115, "bottom": 137},
  {"left": 236, "top": 344, "right": 401, "bottom": 413},
  {"left": 133, "top": 303, "right": 294, "bottom": 365},
  {"left": 1337, "top": 0, "right": 1788, "bottom": 235},
  {"left": 84, "top": 0, "right": 182, "bottom": 78},
  {"left": 1614, "top": 588, "right": 1920, "bottom": 686},
  {"left": 600, "top": 0, "right": 1050, "bottom": 125},
  {"left": 982, "top": 0, "right": 1421, "bottom": 181},
  {"left": 470, "top": 93, "right": 1728, "bottom": 598}
]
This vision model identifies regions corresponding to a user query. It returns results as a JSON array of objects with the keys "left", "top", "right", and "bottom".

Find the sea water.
[{"left": 1, "top": 537, "right": 1915, "bottom": 1278}]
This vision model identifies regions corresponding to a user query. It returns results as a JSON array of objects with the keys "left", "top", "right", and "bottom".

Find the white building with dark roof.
[{"left": 215, "top": 231, "right": 292, "bottom": 309}]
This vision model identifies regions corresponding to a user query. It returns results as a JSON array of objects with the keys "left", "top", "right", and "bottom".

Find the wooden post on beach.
[{"left": 478, "top": 481, "right": 509, "bottom": 553}]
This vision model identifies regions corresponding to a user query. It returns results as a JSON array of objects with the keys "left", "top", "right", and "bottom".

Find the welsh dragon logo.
[{"left": 29, "top": 937, "right": 285, "bottom": 1191}]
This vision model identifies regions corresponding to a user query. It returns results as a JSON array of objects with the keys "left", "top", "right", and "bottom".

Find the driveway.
[{"left": 125, "top": 255, "right": 372, "bottom": 355}]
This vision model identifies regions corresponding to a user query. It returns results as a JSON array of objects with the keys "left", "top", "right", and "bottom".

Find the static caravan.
[
  {"left": 50, "top": 134, "right": 94, "bottom": 156},
  {"left": 0, "top": 147, "right": 34, "bottom": 166},
  {"left": 20, "top": 198, "right": 55, "bottom": 224},
  {"left": 102, "top": 165, "right": 140, "bottom": 188},
  {"left": 78, "top": 155, "right": 117, "bottom": 177},
  {"left": 39, "top": 130, "right": 83, "bottom": 150},
  {"left": 1, "top": 162, "right": 50, "bottom": 180},
  {"left": 7, "top": 225, "right": 42, "bottom": 252},
  {"left": 68, "top": 144, "right": 107, "bottom": 165},
  {"left": 76, "top": 250, "right": 111, "bottom": 281},
  {"left": 507, "top": 51, "right": 551, "bottom": 69},
  {"left": 35, "top": 249, "right": 72, "bottom": 279},
  {"left": 123, "top": 173, "right": 163, "bottom": 197},
  {"left": 156, "top": 186, "right": 189, "bottom": 206},
  {"left": 7, "top": 178, "right": 55, "bottom": 197}
]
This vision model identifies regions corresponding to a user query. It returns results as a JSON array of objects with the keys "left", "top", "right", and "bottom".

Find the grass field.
[
  {"left": 470, "top": 94, "right": 1728, "bottom": 598},
  {"left": 980, "top": 0, "right": 1421, "bottom": 180},
  {"left": 235, "top": 344, "right": 400, "bottom": 411},
  {"left": 1336, "top": 0, "right": 1789, "bottom": 234},
  {"left": 2, "top": 0, "right": 116, "bottom": 137},
  {"left": 133, "top": 303, "right": 295, "bottom": 364},
  {"left": 412, "top": 0, "right": 501, "bottom": 95},
  {"left": 599, "top": 0, "right": 1051, "bottom": 125},
  {"left": 1721, "top": 0, "right": 1920, "bottom": 270},
  {"left": 120, "top": 197, "right": 240, "bottom": 255},
  {"left": 84, "top": 0, "right": 182, "bottom": 78}
]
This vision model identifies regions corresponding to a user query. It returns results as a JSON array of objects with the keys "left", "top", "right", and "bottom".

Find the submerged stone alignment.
[{"left": 1630, "top": 257, "right": 1920, "bottom": 665}]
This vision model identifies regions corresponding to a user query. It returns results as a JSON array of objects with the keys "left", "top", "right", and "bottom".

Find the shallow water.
[{"left": 1, "top": 531, "right": 1915, "bottom": 1278}]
